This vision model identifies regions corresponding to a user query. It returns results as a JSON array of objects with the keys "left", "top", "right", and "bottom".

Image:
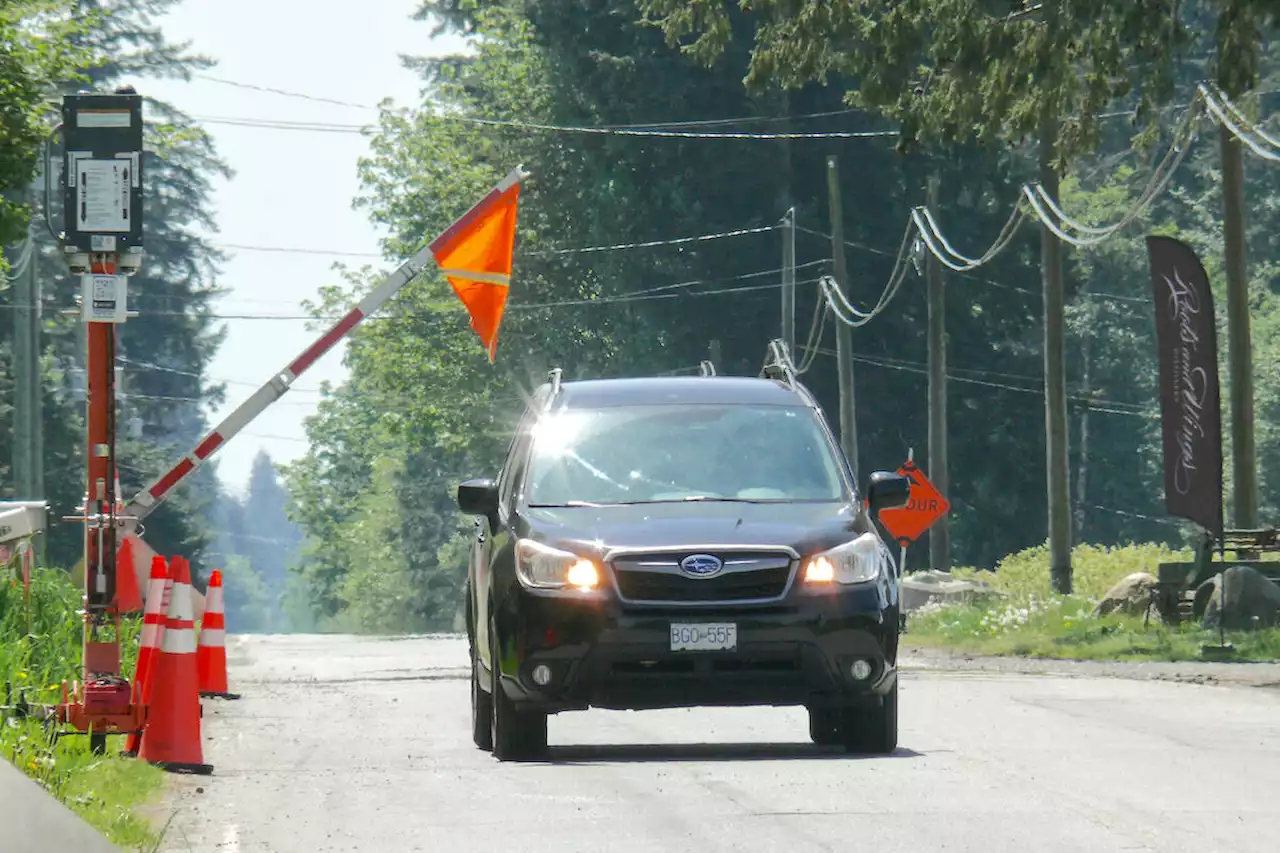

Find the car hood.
[{"left": 519, "top": 500, "right": 869, "bottom": 559}]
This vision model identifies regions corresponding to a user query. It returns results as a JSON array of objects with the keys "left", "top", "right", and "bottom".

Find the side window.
[{"left": 497, "top": 402, "right": 539, "bottom": 508}]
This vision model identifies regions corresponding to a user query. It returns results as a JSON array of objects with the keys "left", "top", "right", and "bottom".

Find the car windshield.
[{"left": 523, "top": 403, "right": 847, "bottom": 506}]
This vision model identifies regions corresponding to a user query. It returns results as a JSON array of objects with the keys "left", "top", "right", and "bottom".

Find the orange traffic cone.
[
  {"left": 138, "top": 555, "right": 213, "bottom": 774},
  {"left": 114, "top": 536, "right": 144, "bottom": 614},
  {"left": 197, "top": 570, "right": 240, "bottom": 700},
  {"left": 123, "top": 556, "right": 170, "bottom": 757}
]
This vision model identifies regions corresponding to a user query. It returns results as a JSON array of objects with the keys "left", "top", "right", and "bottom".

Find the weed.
[
  {"left": 2, "top": 568, "right": 162, "bottom": 850},
  {"left": 905, "top": 541, "right": 1280, "bottom": 662}
]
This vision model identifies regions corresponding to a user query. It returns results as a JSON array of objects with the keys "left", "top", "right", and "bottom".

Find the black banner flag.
[{"left": 1145, "top": 236, "right": 1223, "bottom": 538}]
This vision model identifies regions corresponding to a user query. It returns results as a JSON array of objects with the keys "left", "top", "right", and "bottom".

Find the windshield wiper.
[
  {"left": 527, "top": 500, "right": 607, "bottom": 508},
  {"left": 674, "top": 496, "right": 770, "bottom": 503}
]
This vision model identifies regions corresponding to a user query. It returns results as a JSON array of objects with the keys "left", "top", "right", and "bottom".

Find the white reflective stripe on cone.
[
  {"left": 199, "top": 628, "right": 226, "bottom": 647},
  {"left": 169, "top": 582, "right": 195, "bottom": 622},
  {"left": 162, "top": 628, "right": 198, "bottom": 655},
  {"left": 205, "top": 587, "right": 224, "bottom": 613}
]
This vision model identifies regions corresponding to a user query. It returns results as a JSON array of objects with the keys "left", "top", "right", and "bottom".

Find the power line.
[
  {"left": 192, "top": 73, "right": 867, "bottom": 129},
  {"left": 192, "top": 113, "right": 900, "bottom": 140},
  {"left": 212, "top": 222, "right": 776, "bottom": 260},
  {"left": 3, "top": 263, "right": 827, "bottom": 322}
]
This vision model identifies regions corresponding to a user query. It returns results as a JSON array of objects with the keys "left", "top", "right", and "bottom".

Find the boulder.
[
  {"left": 1093, "top": 572, "right": 1158, "bottom": 617},
  {"left": 901, "top": 569, "right": 992, "bottom": 613},
  {"left": 1199, "top": 565, "right": 1280, "bottom": 631}
]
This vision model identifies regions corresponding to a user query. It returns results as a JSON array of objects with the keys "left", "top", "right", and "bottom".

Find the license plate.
[{"left": 670, "top": 622, "right": 737, "bottom": 652}]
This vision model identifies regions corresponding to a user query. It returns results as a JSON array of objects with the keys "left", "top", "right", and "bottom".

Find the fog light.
[
  {"left": 850, "top": 659, "right": 873, "bottom": 680},
  {"left": 532, "top": 664, "right": 553, "bottom": 686}
]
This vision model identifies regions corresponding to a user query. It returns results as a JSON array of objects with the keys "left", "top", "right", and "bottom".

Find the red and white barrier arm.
[{"left": 124, "top": 164, "right": 529, "bottom": 523}]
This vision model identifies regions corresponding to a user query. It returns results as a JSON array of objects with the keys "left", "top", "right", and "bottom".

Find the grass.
[
  {"left": 2, "top": 568, "right": 165, "bottom": 851},
  {"left": 903, "top": 541, "right": 1280, "bottom": 662}
]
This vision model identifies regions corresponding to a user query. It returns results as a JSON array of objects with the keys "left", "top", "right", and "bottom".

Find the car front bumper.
[{"left": 491, "top": 582, "right": 899, "bottom": 713}]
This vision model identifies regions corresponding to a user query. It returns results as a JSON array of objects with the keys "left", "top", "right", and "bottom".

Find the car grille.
[{"left": 610, "top": 551, "right": 794, "bottom": 604}]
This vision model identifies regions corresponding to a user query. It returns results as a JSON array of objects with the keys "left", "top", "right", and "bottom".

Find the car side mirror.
[
  {"left": 457, "top": 478, "right": 499, "bottom": 516},
  {"left": 866, "top": 471, "right": 910, "bottom": 513}
]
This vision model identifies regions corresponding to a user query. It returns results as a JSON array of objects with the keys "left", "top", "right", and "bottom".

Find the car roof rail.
[
  {"left": 760, "top": 339, "right": 798, "bottom": 389},
  {"left": 699, "top": 360, "right": 716, "bottom": 377}
]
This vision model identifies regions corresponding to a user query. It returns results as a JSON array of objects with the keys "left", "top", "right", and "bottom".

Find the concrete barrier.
[{"left": 0, "top": 758, "right": 121, "bottom": 853}]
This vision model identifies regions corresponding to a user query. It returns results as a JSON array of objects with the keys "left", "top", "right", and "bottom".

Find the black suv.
[{"left": 457, "top": 366, "right": 910, "bottom": 761}]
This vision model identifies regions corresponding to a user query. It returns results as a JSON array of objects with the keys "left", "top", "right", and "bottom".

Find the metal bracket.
[{"left": 760, "top": 338, "right": 798, "bottom": 389}]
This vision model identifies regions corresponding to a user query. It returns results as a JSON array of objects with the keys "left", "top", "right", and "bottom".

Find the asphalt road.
[{"left": 158, "top": 634, "right": 1280, "bottom": 853}]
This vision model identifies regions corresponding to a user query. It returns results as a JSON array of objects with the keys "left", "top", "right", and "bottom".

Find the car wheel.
[
  {"left": 470, "top": 640, "right": 493, "bottom": 751},
  {"left": 489, "top": 620, "right": 548, "bottom": 761},
  {"left": 842, "top": 680, "right": 899, "bottom": 755},
  {"left": 807, "top": 706, "right": 843, "bottom": 746}
]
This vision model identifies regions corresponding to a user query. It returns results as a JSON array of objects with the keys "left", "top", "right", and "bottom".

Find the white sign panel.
[
  {"left": 82, "top": 274, "right": 128, "bottom": 323},
  {"left": 75, "top": 159, "right": 131, "bottom": 232}
]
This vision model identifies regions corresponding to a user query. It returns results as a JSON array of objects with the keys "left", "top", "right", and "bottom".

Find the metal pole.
[
  {"left": 827, "top": 155, "right": 859, "bottom": 480},
  {"left": 781, "top": 207, "right": 796, "bottom": 356},
  {"left": 925, "top": 176, "right": 950, "bottom": 571}
]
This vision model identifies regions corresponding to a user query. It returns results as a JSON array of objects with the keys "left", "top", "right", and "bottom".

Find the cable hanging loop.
[{"left": 1200, "top": 83, "right": 1280, "bottom": 163}]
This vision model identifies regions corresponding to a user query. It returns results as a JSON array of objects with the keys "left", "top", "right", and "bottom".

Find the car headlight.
[
  {"left": 515, "top": 539, "right": 600, "bottom": 590},
  {"left": 802, "top": 533, "right": 884, "bottom": 585}
]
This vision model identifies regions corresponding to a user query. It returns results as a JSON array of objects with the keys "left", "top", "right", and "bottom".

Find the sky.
[{"left": 138, "top": 0, "right": 468, "bottom": 495}]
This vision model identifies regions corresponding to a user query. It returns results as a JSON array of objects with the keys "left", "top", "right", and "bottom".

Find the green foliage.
[
  {"left": 906, "top": 597, "right": 1280, "bottom": 661},
  {"left": 208, "top": 452, "right": 305, "bottom": 632},
  {"left": 281, "top": 1, "right": 1280, "bottom": 629},
  {"left": 4, "top": 719, "right": 163, "bottom": 850},
  {"left": 1, "top": 567, "right": 160, "bottom": 849},
  {"left": 0, "top": 0, "right": 92, "bottom": 246},
  {"left": 1, "top": 0, "right": 229, "bottom": 578},
  {"left": 952, "top": 541, "right": 1193, "bottom": 602},
  {"left": 910, "top": 542, "right": 1280, "bottom": 661},
  {"left": 638, "top": 0, "right": 1187, "bottom": 164}
]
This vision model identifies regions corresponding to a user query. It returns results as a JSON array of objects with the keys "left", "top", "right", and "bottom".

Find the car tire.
[
  {"left": 841, "top": 680, "right": 899, "bottom": 755},
  {"left": 807, "top": 706, "right": 843, "bottom": 746},
  {"left": 470, "top": 640, "right": 494, "bottom": 751},
  {"left": 489, "top": 620, "right": 548, "bottom": 761}
]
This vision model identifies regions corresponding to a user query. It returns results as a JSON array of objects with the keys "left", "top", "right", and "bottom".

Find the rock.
[
  {"left": 1093, "top": 572, "right": 1158, "bottom": 617},
  {"left": 1200, "top": 565, "right": 1280, "bottom": 631},
  {"left": 901, "top": 569, "right": 992, "bottom": 613}
]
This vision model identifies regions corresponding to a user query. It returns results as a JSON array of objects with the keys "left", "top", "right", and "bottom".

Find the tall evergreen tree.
[{"left": 20, "top": 0, "right": 230, "bottom": 570}]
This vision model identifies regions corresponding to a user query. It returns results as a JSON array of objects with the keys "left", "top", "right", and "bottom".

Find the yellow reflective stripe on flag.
[{"left": 438, "top": 268, "right": 511, "bottom": 287}]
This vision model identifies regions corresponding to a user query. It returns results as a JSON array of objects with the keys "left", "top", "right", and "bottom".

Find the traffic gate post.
[{"left": 54, "top": 87, "right": 148, "bottom": 753}]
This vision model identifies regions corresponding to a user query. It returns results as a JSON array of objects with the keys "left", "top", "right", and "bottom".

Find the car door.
[{"left": 477, "top": 400, "right": 538, "bottom": 677}]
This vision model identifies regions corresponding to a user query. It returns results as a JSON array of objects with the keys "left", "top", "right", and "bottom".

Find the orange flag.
[{"left": 429, "top": 181, "right": 521, "bottom": 363}]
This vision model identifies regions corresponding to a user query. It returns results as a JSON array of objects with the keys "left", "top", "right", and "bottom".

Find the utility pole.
[
  {"left": 1219, "top": 123, "right": 1257, "bottom": 535},
  {"left": 826, "top": 155, "right": 859, "bottom": 480},
  {"left": 781, "top": 207, "right": 796, "bottom": 357},
  {"left": 1040, "top": 112, "right": 1072, "bottom": 595},
  {"left": 925, "top": 175, "right": 950, "bottom": 571},
  {"left": 11, "top": 224, "right": 39, "bottom": 501}
]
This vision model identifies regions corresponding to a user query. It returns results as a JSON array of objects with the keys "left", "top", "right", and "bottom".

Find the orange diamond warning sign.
[{"left": 877, "top": 458, "right": 950, "bottom": 545}]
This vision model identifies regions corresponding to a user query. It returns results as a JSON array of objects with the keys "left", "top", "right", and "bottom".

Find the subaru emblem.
[{"left": 680, "top": 553, "right": 724, "bottom": 578}]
